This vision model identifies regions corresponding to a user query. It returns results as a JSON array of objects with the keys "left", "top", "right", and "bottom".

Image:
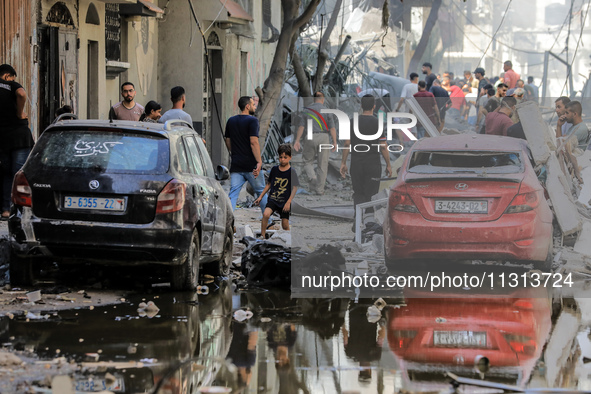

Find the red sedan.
[
  {"left": 384, "top": 135, "right": 553, "bottom": 268},
  {"left": 387, "top": 289, "right": 552, "bottom": 386}
]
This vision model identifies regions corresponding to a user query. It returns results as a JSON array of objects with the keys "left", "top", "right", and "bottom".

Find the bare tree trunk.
[
  {"left": 292, "top": 51, "right": 312, "bottom": 98},
  {"left": 255, "top": 0, "right": 321, "bottom": 143},
  {"left": 407, "top": 0, "right": 442, "bottom": 75},
  {"left": 312, "top": 0, "right": 342, "bottom": 93}
]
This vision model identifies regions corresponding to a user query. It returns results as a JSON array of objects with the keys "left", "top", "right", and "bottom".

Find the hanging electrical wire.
[
  {"left": 476, "top": 0, "right": 513, "bottom": 68},
  {"left": 560, "top": 0, "right": 591, "bottom": 97},
  {"left": 187, "top": 0, "right": 228, "bottom": 151}
]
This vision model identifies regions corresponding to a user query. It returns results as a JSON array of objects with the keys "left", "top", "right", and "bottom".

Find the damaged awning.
[
  {"left": 119, "top": 0, "right": 163, "bottom": 17},
  {"left": 220, "top": 0, "right": 254, "bottom": 23}
]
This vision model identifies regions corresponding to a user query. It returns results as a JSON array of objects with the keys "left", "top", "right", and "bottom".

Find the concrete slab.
[
  {"left": 547, "top": 154, "right": 582, "bottom": 236},
  {"left": 516, "top": 101, "right": 553, "bottom": 165},
  {"left": 578, "top": 167, "right": 591, "bottom": 208},
  {"left": 574, "top": 220, "right": 591, "bottom": 257},
  {"left": 544, "top": 309, "right": 579, "bottom": 387}
]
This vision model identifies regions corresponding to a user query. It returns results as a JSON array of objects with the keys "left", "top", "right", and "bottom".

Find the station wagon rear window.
[
  {"left": 408, "top": 151, "right": 524, "bottom": 174},
  {"left": 37, "top": 130, "right": 169, "bottom": 174}
]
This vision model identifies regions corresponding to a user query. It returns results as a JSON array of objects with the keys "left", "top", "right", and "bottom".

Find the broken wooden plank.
[
  {"left": 547, "top": 153, "right": 582, "bottom": 236},
  {"left": 516, "top": 101, "right": 554, "bottom": 165}
]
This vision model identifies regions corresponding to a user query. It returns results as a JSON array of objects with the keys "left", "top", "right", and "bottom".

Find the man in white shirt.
[
  {"left": 159, "top": 86, "right": 193, "bottom": 125},
  {"left": 396, "top": 73, "right": 419, "bottom": 113}
]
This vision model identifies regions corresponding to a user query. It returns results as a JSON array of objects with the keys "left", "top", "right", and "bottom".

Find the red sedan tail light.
[
  {"left": 505, "top": 191, "right": 539, "bottom": 214},
  {"left": 156, "top": 179, "right": 186, "bottom": 214},
  {"left": 12, "top": 170, "right": 32, "bottom": 207},
  {"left": 390, "top": 191, "right": 419, "bottom": 213},
  {"left": 391, "top": 330, "right": 417, "bottom": 349},
  {"left": 504, "top": 334, "right": 536, "bottom": 356}
]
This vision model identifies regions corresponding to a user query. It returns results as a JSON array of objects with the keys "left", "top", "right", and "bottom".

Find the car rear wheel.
[
  {"left": 9, "top": 249, "right": 33, "bottom": 287},
  {"left": 205, "top": 231, "right": 233, "bottom": 277},
  {"left": 171, "top": 231, "right": 200, "bottom": 291}
]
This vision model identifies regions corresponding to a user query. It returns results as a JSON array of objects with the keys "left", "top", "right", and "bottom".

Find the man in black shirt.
[
  {"left": 429, "top": 79, "right": 451, "bottom": 131},
  {"left": 0, "top": 64, "right": 34, "bottom": 219},
  {"left": 340, "top": 95, "right": 392, "bottom": 224},
  {"left": 422, "top": 62, "right": 437, "bottom": 91},
  {"left": 225, "top": 96, "right": 267, "bottom": 213}
]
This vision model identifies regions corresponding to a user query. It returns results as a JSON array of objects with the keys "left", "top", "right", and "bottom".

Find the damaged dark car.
[{"left": 9, "top": 119, "right": 234, "bottom": 290}]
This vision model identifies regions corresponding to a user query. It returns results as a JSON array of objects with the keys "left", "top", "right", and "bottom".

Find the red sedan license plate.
[{"left": 435, "top": 200, "right": 487, "bottom": 214}]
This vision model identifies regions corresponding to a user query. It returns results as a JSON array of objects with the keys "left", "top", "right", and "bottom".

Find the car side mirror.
[{"left": 216, "top": 165, "right": 230, "bottom": 181}]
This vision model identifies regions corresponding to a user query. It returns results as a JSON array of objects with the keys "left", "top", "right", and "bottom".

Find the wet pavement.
[{"left": 1, "top": 280, "right": 590, "bottom": 393}]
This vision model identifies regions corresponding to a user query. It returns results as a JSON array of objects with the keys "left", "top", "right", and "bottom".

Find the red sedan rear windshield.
[
  {"left": 36, "top": 130, "right": 169, "bottom": 174},
  {"left": 408, "top": 151, "right": 524, "bottom": 174}
]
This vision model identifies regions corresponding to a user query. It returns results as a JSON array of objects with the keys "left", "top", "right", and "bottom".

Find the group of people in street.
[
  {"left": 108, "top": 82, "right": 192, "bottom": 126},
  {"left": 391, "top": 60, "right": 590, "bottom": 150},
  {"left": 3, "top": 56, "right": 591, "bottom": 238}
]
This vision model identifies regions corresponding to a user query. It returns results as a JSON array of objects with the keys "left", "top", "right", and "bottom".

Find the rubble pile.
[{"left": 517, "top": 101, "right": 590, "bottom": 274}]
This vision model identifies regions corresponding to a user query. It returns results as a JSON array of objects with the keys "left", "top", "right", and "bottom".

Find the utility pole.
[{"left": 566, "top": 0, "right": 574, "bottom": 95}]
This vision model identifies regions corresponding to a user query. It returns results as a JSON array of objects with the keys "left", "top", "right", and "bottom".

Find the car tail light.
[
  {"left": 392, "top": 330, "right": 417, "bottom": 349},
  {"left": 12, "top": 170, "right": 32, "bottom": 207},
  {"left": 156, "top": 179, "right": 186, "bottom": 214},
  {"left": 504, "top": 334, "right": 536, "bottom": 356},
  {"left": 390, "top": 191, "right": 419, "bottom": 213},
  {"left": 505, "top": 191, "right": 539, "bottom": 213}
]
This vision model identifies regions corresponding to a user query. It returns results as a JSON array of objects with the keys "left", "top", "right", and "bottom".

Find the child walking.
[{"left": 254, "top": 144, "right": 299, "bottom": 239}]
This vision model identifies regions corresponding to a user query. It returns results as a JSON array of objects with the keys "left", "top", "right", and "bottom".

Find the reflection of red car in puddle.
[{"left": 387, "top": 291, "right": 551, "bottom": 387}]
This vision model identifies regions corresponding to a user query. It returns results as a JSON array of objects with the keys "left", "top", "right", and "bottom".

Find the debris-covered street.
[{"left": 4, "top": 0, "right": 591, "bottom": 393}]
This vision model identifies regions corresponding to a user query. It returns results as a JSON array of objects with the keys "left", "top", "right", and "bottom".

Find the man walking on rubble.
[
  {"left": 293, "top": 92, "right": 337, "bottom": 195},
  {"left": 0, "top": 64, "right": 35, "bottom": 220},
  {"left": 340, "top": 95, "right": 392, "bottom": 228},
  {"left": 225, "top": 96, "right": 267, "bottom": 214}
]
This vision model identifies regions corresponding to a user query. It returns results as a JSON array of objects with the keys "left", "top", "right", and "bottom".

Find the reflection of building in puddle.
[
  {"left": 0, "top": 289, "right": 233, "bottom": 393},
  {"left": 387, "top": 286, "right": 552, "bottom": 391}
]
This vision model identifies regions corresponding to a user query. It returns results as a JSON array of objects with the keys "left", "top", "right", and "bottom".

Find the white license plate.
[
  {"left": 63, "top": 196, "right": 125, "bottom": 212},
  {"left": 435, "top": 200, "right": 487, "bottom": 213},
  {"left": 433, "top": 330, "right": 487, "bottom": 347},
  {"left": 74, "top": 377, "right": 125, "bottom": 392}
]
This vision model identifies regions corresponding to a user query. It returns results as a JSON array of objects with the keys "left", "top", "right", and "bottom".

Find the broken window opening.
[{"left": 408, "top": 151, "right": 524, "bottom": 174}]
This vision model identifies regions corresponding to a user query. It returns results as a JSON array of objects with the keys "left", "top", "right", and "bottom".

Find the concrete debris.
[
  {"left": 105, "top": 372, "right": 117, "bottom": 388},
  {"left": 26, "top": 311, "right": 50, "bottom": 320},
  {"left": 574, "top": 220, "right": 591, "bottom": 258},
  {"left": 544, "top": 309, "right": 579, "bottom": 387},
  {"left": 291, "top": 201, "right": 355, "bottom": 221},
  {"left": 546, "top": 153, "right": 582, "bottom": 236},
  {"left": 0, "top": 350, "right": 23, "bottom": 366},
  {"left": 516, "top": 101, "right": 554, "bottom": 164},
  {"left": 343, "top": 241, "right": 363, "bottom": 253},
  {"left": 269, "top": 230, "right": 292, "bottom": 248},
  {"left": 373, "top": 297, "right": 387, "bottom": 310},
  {"left": 235, "top": 225, "right": 255, "bottom": 239},
  {"left": 372, "top": 234, "right": 384, "bottom": 254},
  {"left": 51, "top": 376, "right": 75, "bottom": 394},
  {"left": 233, "top": 309, "right": 253, "bottom": 322},
  {"left": 374, "top": 207, "right": 387, "bottom": 226},
  {"left": 578, "top": 167, "right": 591, "bottom": 208},
  {"left": 137, "top": 301, "right": 160, "bottom": 318},
  {"left": 366, "top": 305, "right": 382, "bottom": 323},
  {"left": 26, "top": 290, "right": 41, "bottom": 303},
  {"left": 361, "top": 242, "right": 378, "bottom": 254}
]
